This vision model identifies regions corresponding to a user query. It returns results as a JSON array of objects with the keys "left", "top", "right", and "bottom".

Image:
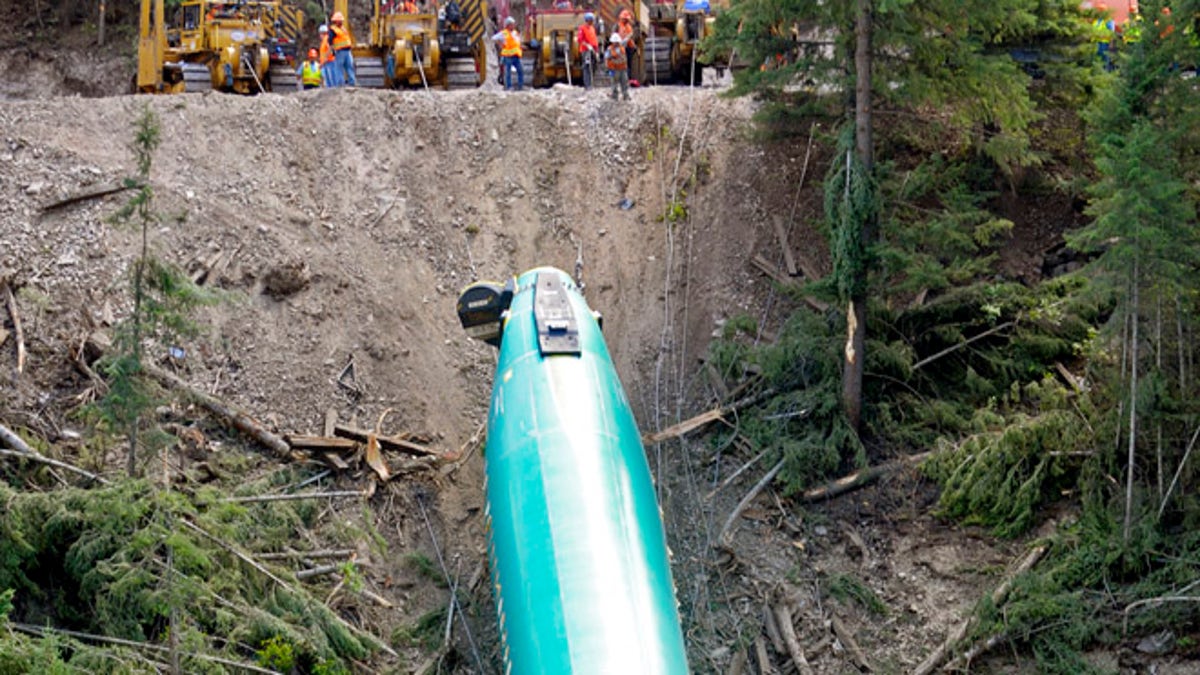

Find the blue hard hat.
[{"left": 584, "top": 12, "right": 594, "bottom": 21}]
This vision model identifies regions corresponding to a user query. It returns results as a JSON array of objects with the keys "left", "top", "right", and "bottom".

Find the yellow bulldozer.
[
  {"left": 137, "top": 0, "right": 304, "bottom": 94},
  {"left": 641, "top": 0, "right": 715, "bottom": 85},
  {"left": 333, "top": 0, "right": 486, "bottom": 89}
]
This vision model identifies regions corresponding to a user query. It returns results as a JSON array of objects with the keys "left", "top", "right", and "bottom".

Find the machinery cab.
[
  {"left": 371, "top": 2, "right": 443, "bottom": 86},
  {"left": 165, "top": 1, "right": 273, "bottom": 93}
]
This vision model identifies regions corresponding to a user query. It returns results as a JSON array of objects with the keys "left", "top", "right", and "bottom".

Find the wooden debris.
[
  {"left": 257, "top": 549, "right": 355, "bottom": 561},
  {"left": 830, "top": 613, "right": 873, "bottom": 672},
  {"left": 750, "top": 255, "right": 829, "bottom": 312},
  {"left": 38, "top": 180, "right": 139, "bottom": 213},
  {"left": 321, "top": 452, "right": 350, "bottom": 470},
  {"left": 644, "top": 406, "right": 726, "bottom": 444},
  {"left": 912, "top": 544, "right": 1047, "bottom": 675},
  {"left": 333, "top": 424, "right": 441, "bottom": 458},
  {"left": 283, "top": 435, "right": 358, "bottom": 451},
  {"left": 0, "top": 327, "right": 9, "bottom": 349},
  {"left": 754, "top": 636, "right": 776, "bottom": 675},
  {"left": 3, "top": 281, "right": 26, "bottom": 374},
  {"left": 772, "top": 603, "right": 815, "bottom": 675},
  {"left": 296, "top": 561, "right": 364, "bottom": 581},
  {"left": 220, "top": 491, "right": 368, "bottom": 504},
  {"left": 144, "top": 362, "right": 295, "bottom": 461},
  {"left": 1054, "top": 361, "right": 1083, "bottom": 393},
  {"left": 772, "top": 216, "right": 799, "bottom": 277},
  {"left": 189, "top": 249, "right": 225, "bottom": 285},
  {"left": 323, "top": 408, "right": 338, "bottom": 436},
  {"left": 364, "top": 434, "right": 392, "bottom": 481},
  {"left": 801, "top": 452, "right": 931, "bottom": 503},
  {"left": 718, "top": 459, "right": 785, "bottom": 547}
]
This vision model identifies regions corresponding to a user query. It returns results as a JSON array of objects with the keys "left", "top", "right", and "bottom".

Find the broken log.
[
  {"left": 772, "top": 603, "right": 815, "bottom": 675},
  {"left": 754, "top": 636, "right": 776, "bottom": 675},
  {"left": 3, "top": 282, "right": 26, "bottom": 374},
  {"left": 644, "top": 407, "right": 726, "bottom": 444},
  {"left": 332, "top": 424, "right": 440, "bottom": 458},
  {"left": 801, "top": 452, "right": 931, "bottom": 502},
  {"left": 772, "top": 216, "right": 799, "bottom": 277},
  {"left": 143, "top": 362, "right": 295, "bottom": 460},
  {"left": 38, "top": 180, "right": 139, "bottom": 213},
  {"left": 912, "top": 544, "right": 1047, "bottom": 675}
]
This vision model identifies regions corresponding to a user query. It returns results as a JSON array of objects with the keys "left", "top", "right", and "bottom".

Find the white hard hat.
[
  {"left": 318, "top": 24, "right": 328, "bottom": 32},
  {"left": 505, "top": 16, "right": 515, "bottom": 25},
  {"left": 610, "top": 33, "right": 622, "bottom": 43},
  {"left": 584, "top": 12, "right": 594, "bottom": 21}
]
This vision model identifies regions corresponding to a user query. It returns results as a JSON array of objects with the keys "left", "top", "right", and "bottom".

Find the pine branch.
[{"left": 9, "top": 622, "right": 282, "bottom": 675}]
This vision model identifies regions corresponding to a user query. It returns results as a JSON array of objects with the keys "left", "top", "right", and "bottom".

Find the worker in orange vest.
[
  {"left": 492, "top": 16, "right": 524, "bottom": 91},
  {"left": 617, "top": 8, "right": 637, "bottom": 85},
  {"left": 317, "top": 24, "right": 339, "bottom": 86},
  {"left": 401, "top": 0, "right": 419, "bottom": 14},
  {"left": 329, "top": 11, "right": 357, "bottom": 86},
  {"left": 577, "top": 13, "right": 599, "bottom": 89}
]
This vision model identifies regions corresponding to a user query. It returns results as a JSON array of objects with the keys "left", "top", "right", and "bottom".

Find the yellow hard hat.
[{"left": 332, "top": 11, "right": 345, "bottom": 22}]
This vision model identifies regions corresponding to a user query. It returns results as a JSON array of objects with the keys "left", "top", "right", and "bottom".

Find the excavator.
[
  {"left": 137, "top": 0, "right": 302, "bottom": 94},
  {"left": 332, "top": 0, "right": 486, "bottom": 89}
]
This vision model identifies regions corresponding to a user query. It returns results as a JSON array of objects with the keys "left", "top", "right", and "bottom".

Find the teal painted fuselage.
[{"left": 481, "top": 267, "right": 688, "bottom": 674}]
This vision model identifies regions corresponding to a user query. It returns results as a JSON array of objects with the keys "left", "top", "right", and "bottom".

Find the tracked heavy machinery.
[
  {"left": 333, "top": 0, "right": 486, "bottom": 89},
  {"left": 641, "top": 0, "right": 714, "bottom": 85},
  {"left": 137, "top": 0, "right": 301, "bottom": 94}
]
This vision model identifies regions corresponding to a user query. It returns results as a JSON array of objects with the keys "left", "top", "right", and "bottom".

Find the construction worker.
[
  {"left": 401, "top": 0, "right": 419, "bottom": 14},
  {"left": 493, "top": 16, "right": 524, "bottom": 91},
  {"left": 318, "top": 24, "right": 340, "bottom": 87},
  {"left": 1092, "top": 3, "right": 1115, "bottom": 71},
  {"left": 606, "top": 33, "right": 630, "bottom": 101},
  {"left": 617, "top": 8, "right": 637, "bottom": 85},
  {"left": 297, "top": 48, "right": 323, "bottom": 90},
  {"left": 577, "top": 12, "right": 600, "bottom": 89},
  {"left": 329, "top": 11, "right": 357, "bottom": 86}
]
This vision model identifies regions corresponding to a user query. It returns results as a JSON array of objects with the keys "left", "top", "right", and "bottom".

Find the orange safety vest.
[
  {"left": 319, "top": 35, "right": 334, "bottom": 63},
  {"left": 501, "top": 29, "right": 522, "bottom": 57},
  {"left": 618, "top": 19, "right": 634, "bottom": 42},
  {"left": 577, "top": 23, "right": 598, "bottom": 52},
  {"left": 605, "top": 43, "right": 627, "bottom": 70},
  {"left": 402, "top": 0, "right": 418, "bottom": 13},
  {"left": 330, "top": 24, "right": 352, "bottom": 51}
]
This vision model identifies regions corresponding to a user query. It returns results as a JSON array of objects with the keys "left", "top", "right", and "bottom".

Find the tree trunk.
[
  {"left": 98, "top": 1, "right": 106, "bottom": 46},
  {"left": 1124, "top": 260, "right": 1139, "bottom": 544},
  {"left": 843, "top": 0, "right": 873, "bottom": 431}
]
